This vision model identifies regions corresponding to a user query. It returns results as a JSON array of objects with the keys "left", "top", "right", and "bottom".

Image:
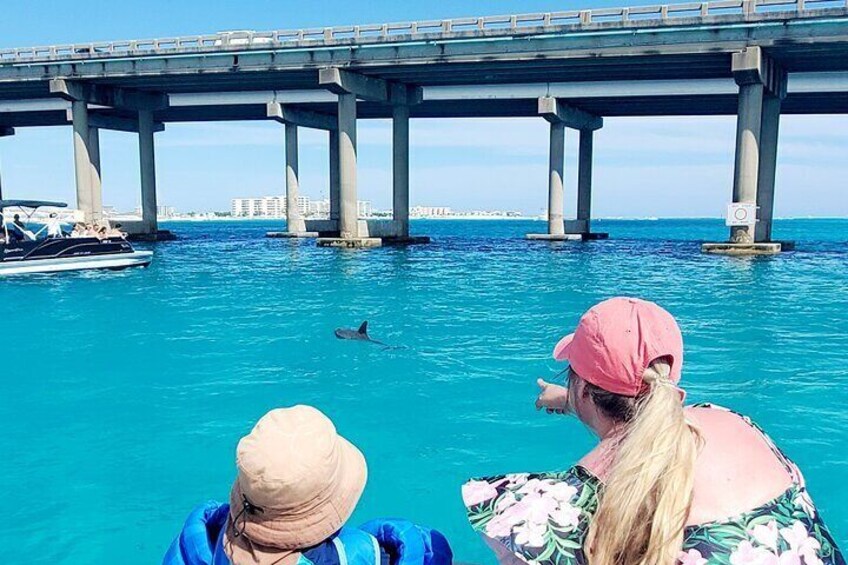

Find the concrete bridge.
[{"left": 1, "top": 0, "right": 848, "bottom": 251}]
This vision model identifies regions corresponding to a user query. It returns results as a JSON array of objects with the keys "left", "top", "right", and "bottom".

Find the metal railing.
[{"left": 1, "top": 0, "right": 846, "bottom": 64}]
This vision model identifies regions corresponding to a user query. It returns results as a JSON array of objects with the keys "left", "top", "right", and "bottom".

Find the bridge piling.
[
  {"left": 528, "top": 97, "right": 606, "bottom": 242},
  {"left": 392, "top": 104, "right": 410, "bottom": 239},
  {"left": 88, "top": 126, "right": 102, "bottom": 224},
  {"left": 755, "top": 94, "right": 781, "bottom": 243},
  {"left": 0, "top": 127, "right": 11, "bottom": 200},
  {"left": 548, "top": 121, "right": 566, "bottom": 237},
  {"left": 71, "top": 101, "right": 95, "bottom": 223},
  {"left": 703, "top": 46, "right": 789, "bottom": 254},
  {"left": 282, "top": 124, "right": 309, "bottom": 235},
  {"left": 337, "top": 93, "right": 358, "bottom": 240},
  {"left": 575, "top": 129, "right": 594, "bottom": 235},
  {"left": 329, "top": 129, "right": 340, "bottom": 227},
  {"left": 138, "top": 109, "right": 159, "bottom": 237}
]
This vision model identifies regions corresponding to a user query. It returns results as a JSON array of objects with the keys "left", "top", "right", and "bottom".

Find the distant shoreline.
[{"left": 157, "top": 215, "right": 848, "bottom": 222}]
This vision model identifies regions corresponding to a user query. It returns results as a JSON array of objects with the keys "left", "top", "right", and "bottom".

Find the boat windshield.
[{"left": 1, "top": 200, "right": 69, "bottom": 243}]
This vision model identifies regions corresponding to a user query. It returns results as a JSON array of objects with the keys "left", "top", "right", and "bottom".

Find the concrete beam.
[
  {"left": 63, "top": 109, "right": 164, "bottom": 133},
  {"left": 50, "top": 78, "right": 169, "bottom": 111},
  {"left": 266, "top": 102, "right": 337, "bottom": 131},
  {"left": 732, "top": 46, "right": 787, "bottom": 100},
  {"left": 538, "top": 96, "right": 602, "bottom": 130},
  {"left": 320, "top": 67, "right": 388, "bottom": 102},
  {"left": 319, "top": 67, "right": 421, "bottom": 104}
]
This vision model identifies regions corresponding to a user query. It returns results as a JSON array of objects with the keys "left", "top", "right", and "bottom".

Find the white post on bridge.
[{"left": 703, "top": 46, "right": 789, "bottom": 255}]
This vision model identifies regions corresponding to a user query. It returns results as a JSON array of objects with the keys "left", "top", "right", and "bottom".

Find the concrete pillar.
[
  {"left": 547, "top": 121, "right": 565, "bottom": 236},
  {"left": 71, "top": 100, "right": 94, "bottom": 221},
  {"left": 285, "top": 124, "right": 306, "bottom": 233},
  {"left": 755, "top": 94, "right": 781, "bottom": 242},
  {"left": 392, "top": 104, "right": 410, "bottom": 238},
  {"left": 337, "top": 93, "right": 358, "bottom": 239},
  {"left": 88, "top": 126, "right": 103, "bottom": 223},
  {"left": 576, "top": 129, "right": 594, "bottom": 229},
  {"left": 0, "top": 127, "right": 13, "bottom": 201},
  {"left": 138, "top": 109, "right": 158, "bottom": 234},
  {"left": 329, "top": 129, "right": 340, "bottom": 224},
  {"left": 729, "top": 82, "right": 764, "bottom": 244}
]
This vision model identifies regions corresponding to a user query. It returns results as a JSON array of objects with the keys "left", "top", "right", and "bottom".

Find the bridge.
[{"left": 1, "top": 0, "right": 847, "bottom": 252}]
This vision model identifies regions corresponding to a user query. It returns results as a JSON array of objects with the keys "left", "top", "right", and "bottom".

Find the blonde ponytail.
[{"left": 585, "top": 358, "right": 702, "bottom": 565}]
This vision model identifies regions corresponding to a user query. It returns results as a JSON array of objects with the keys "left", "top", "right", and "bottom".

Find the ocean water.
[{"left": 1, "top": 218, "right": 846, "bottom": 564}]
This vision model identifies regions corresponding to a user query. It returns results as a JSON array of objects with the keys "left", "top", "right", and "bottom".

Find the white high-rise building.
[
  {"left": 231, "top": 197, "right": 286, "bottom": 218},
  {"left": 357, "top": 200, "right": 373, "bottom": 218}
]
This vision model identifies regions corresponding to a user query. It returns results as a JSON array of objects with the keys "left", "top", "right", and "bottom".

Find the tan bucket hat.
[{"left": 222, "top": 405, "right": 368, "bottom": 565}]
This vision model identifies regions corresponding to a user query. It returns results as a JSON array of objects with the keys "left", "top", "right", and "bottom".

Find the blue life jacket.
[{"left": 163, "top": 501, "right": 452, "bottom": 565}]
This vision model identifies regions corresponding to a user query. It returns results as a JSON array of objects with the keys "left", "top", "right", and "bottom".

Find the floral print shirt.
[{"left": 463, "top": 405, "right": 844, "bottom": 565}]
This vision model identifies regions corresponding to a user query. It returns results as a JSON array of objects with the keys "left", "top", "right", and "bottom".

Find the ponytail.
[{"left": 585, "top": 358, "right": 702, "bottom": 565}]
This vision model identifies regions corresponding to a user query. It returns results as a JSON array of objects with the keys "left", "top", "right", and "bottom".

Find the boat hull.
[{"left": 0, "top": 250, "right": 153, "bottom": 275}]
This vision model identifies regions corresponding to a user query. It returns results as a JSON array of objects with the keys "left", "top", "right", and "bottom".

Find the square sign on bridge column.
[{"left": 726, "top": 203, "right": 758, "bottom": 227}]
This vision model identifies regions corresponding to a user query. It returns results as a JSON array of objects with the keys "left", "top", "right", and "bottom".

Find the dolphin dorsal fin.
[{"left": 358, "top": 321, "right": 368, "bottom": 335}]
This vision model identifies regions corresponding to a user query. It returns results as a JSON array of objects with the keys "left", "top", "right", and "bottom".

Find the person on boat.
[
  {"left": 463, "top": 297, "right": 844, "bottom": 565},
  {"left": 164, "top": 405, "right": 452, "bottom": 565},
  {"left": 10, "top": 214, "right": 36, "bottom": 241},
  {"left": 46, "top": 213, "right": 64, "bottom": 238}
]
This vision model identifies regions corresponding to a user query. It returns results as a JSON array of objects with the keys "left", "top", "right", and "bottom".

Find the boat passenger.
[
  {"left": 46, "top": 213, "right": 64, "bottom": 238},
  {"left": 70, "top": 223, "right": 86, "bottom": 238},
  {"left": 164, "top": 405, "right": 452, "bottom": 565},
  {"left": 463, "top": 297, "right": 844, "bottom": 565},
  {"left": 11, "top": 214, "right": 35, "bottom": 241}
]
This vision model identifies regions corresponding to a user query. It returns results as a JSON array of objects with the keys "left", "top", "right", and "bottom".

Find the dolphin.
[{"left": 334, "top": 321, "right": 389, "bottom": 347}]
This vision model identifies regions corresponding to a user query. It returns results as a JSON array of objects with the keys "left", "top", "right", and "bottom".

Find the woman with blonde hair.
[{"left": 463, "top": 297, "right": 843, "bottom": 565}]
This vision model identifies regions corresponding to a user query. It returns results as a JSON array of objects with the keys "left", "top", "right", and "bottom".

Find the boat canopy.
[{"left": 0, "top": 200, "right": 68, "bottom": 210}]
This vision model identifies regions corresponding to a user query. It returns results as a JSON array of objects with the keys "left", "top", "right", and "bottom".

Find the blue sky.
[{"left": 1, "top": 0, "right": 846, "bottom": 217}]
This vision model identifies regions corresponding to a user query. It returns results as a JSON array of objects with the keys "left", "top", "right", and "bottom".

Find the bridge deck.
[{"left": 1, "top": 0, "right": 848, "bottom": 127}]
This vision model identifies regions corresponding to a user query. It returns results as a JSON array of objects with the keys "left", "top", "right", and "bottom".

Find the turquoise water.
[{"left": 1, "top": 218, "right": 847, "bottom": 563}]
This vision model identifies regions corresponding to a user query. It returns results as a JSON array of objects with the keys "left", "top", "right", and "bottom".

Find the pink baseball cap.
[{"left": 553, "top": 297, "right": 684, "bottom": 397}]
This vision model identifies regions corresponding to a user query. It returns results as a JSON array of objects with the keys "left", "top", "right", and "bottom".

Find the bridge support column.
[
  {"left": 138, "top": 109, "right": 161, "bottom": 238},
  {"left": 71, "top": 101, "right": 96, "bottom": 223},
  {"left": 88, "top": 126, "right": 103, "bottom": 223},
  {"left": 338, "top": 93, "right": 359, "bottom": 240},
  {"left": 0, "top": 127, "right": 13, "bottom": 200},
  {"left": 755, "top": 94, "right": 781, "bottom": 243},
  {"left": 329, "top": 129, "right": 340, "bottom": 227},
  {"left": 318, "top": 92, "right": 380, "bottom": 247},
  {"left": 282, "top": 124, "right": 308, "bottom": 235},
  {"left": 703, "top": 47, "right": 789, "bottom": 255},
  {"left": 547, "top": 121, "right": 566, "bottom": 236},
  {"left": 392, "top": 104, "right": 411, "bottom": 239},
  {"left": 528, "top": 97, "right": 605, "bottom": 242}
]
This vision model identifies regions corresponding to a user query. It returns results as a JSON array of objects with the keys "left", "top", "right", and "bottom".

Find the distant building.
[
  {"left": 411, "top": 206, "right": 452, "bottom": 218},
  {"left": 231, "top": 196, "right": 285, "bottom": 218},
  {"left": 231, "top": 196, "right": 374, "bottom": 218},
  {"left": 310, "top": 199, "right": 331, "bottom": 217},
  {"left": 357, "top": 200, "right": 373, "bottom": 218}
]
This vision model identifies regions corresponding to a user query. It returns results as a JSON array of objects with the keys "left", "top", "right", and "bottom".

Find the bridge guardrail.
[{"left": 1, "top": 0, "right": 846, "bottom": 64}]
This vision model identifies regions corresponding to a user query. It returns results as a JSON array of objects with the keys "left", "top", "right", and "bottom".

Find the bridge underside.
[{"left": 2, "top": 6, "right": 848, "bottom": 251}]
